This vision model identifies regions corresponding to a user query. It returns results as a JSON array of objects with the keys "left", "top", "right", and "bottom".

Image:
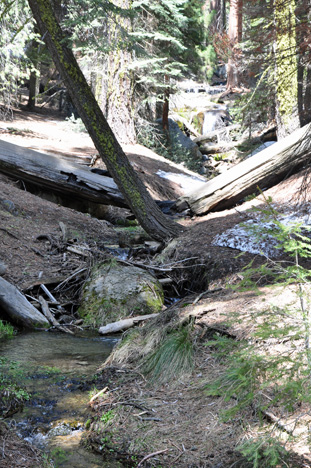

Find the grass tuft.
[{"left": 143, "top": 326, "right": 194, "bottom": 384}]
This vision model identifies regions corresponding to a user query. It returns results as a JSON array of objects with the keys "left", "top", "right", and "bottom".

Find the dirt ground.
[{"left": 2, "top": 106, "right": 311, "bottom": 467}]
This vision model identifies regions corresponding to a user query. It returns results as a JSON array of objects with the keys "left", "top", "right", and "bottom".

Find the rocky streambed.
[{"left": 0, "top": 331, "right": 121, "bottom": 467}]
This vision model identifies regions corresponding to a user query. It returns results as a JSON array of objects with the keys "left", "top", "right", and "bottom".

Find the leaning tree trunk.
[{"left": 26, "top": 0, "right": 182, "bottom": 242}]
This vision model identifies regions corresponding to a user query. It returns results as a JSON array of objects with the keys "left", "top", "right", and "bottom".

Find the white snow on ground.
[
  {"left": 213, "top": 211, "right": 311, "bottom": 257},
  {"left": 156, "top": 170, "right": 206, "bottom": 193}
]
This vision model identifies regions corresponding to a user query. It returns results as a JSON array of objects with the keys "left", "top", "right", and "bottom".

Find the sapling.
[{"left": 205, "top": 192, "right": 311, "bottom": 465}]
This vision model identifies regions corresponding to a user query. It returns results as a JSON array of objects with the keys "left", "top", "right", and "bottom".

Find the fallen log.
[
  {"left": 99, "top": 313, "right": 159, "bottom": 335},
  {"left": 0, "top": 139, "right": 127, "bottom": 208},
  {"left": 0, "top": 277, "right": 50, "bottom": 328},
  {"left": 175, "top": 122, "right": 311, "bottom": 215}
]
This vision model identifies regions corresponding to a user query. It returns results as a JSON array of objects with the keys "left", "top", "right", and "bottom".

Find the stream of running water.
[{"left": 0, "top": 331, "right": 121, "bottom": 467}]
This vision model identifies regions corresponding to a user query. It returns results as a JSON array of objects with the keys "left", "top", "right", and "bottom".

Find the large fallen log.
[
  {"left": 175, "top": 123, "right": 311, "bottom": 215},
  {"left": 0, "top": 277, "right": 50, "bottom": 328},
  {"left": 0, "top": 139, "right": 127, "bottom": 208}
]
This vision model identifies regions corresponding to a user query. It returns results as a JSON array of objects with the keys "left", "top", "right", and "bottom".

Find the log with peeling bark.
[
  {"left": 99, "top": 313, "right": 159, "bottom": 335},
  {"left": 175, "top": 123, "right": 311, "bottom": 215},
  {"left": 0, "top": 277, "right": 50, "bottom": 328},
  {"left": 0, "top": 139, "right": 127, "bottom": 208}
]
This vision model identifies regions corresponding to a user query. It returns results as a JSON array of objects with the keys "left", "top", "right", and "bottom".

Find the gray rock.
[
  {"left": 79, "top": 262, "right": 164, "bottom": 327},
  {"left": 0, "top": 262, "right": 7, "bottom": 276}
]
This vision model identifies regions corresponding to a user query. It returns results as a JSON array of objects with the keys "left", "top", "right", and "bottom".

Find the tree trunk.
[
  {"left": 162, "top": 75, "right": 170, "bottom": 131},
  {"left": 27, "top": 28, "right": 41, "bottom": 110},
  {"left": 0, "top": 277, "right": 49, "bottom": 328},
  {"left": 26, "top": 0, "right": 182, "bottom": 242},
  {"left": 273, "top": 0, "right": 299, "bottom": 139},
  {"left": 297, "top": 0, "right": 311, "bottom": 127},
  {"left": 226, "top": 0, "right": 243, "bottom": 90},
  {"left": 95, "top": 0, "right": 136, "bottom": 145},
  {"left": 0, "top": 139, "right": 127, "bottom": 208},
  {"left": 175, "top": 123, "right": 311, "bottom": 215},
  {"left": 209, "top": 0, "right": 226, "bottom": 31}
]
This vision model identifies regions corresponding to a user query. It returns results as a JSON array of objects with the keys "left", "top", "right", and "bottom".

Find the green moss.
[
  {"left": 274, "top": 0, "right": 298, "bottom": 128},
  {"left": 78, "top": 293, "right": 124, "bottom": 328}
]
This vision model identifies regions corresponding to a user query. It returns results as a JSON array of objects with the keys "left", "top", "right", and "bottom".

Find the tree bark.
[
  {"left": 0, "top": 139, "right": 127, "bottom": 208},
  {"left": 96, "top": 0, "right": 136, "bottom": 144},
  {"left": 175, "top": 123, "right": 311, "bottom": 215},
  {"left": 273, "top": 0, "right": 299, "bottom": 139},
  {"left": 0, "top": 277, "right": 49, "bottom": 328},
  {"left": 226, "top": 0, "right": 243, "bottom": 90},
  {"left": 26, "top": 0, "right": 182, "bottom": 242}
]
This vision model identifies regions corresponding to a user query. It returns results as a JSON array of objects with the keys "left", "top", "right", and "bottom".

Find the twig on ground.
[{"left": 137, "top": 449, "right": 169, "bottom": 467}]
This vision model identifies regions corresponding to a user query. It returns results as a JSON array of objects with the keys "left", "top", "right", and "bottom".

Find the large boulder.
[{"left": 78, "top": 262, "right": 164, "bottom": 327}]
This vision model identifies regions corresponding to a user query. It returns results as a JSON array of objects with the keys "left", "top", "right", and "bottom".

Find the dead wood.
[
  {"left": 99, "top": 314, "right": 159, "bottom": 335},
  {"left": 0, "top": 139, "right": 127, "bottom": 208},
  {"left": 175, "top": 122, "right": 311, "bottom": 215},
  {"left": 0, "top": 277, "right": 49, "bottom": 328},
  {"left": 38, "top": 295, "right": 74, "bottom": 334}
]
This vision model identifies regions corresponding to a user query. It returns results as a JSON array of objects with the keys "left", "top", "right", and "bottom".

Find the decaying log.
[
  {"left": 99, "top": 313, "right": 159, "bottom": 335},
  {"left": 175, "top": 122, "right": 311, "bottom": 215},
  {"left": 0, "top": 277, "right": 49, "bottom": 328},
  {"left": 0, "top": 139, "right": 127, "bottom": 208}
]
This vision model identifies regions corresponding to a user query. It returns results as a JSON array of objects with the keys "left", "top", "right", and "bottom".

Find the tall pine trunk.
[
  {"left": 96, "top": 0, "right": 136, "bottom": 145},
  {"left": 26, "top": 0, "right": 182, "bottom": 242},
  {"left": 273, "top": 0, "right": 299, "bottom": 139},
  {"left": 226, "top": 0, "right": 243, "bottom": 90}
]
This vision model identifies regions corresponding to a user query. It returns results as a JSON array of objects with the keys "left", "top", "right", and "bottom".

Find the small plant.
[
  {"left": 237, "top": 437, "right": 288, "bottom": 468},
  {"left": 0, "top": 320, "right": 15, "bottom": 339},
  {"left": 64, "top": 115, "right": 87, "bottom": 133},
  {"left": 100, "top": 409, "right": 115, "bottom": 425},
  {"left": 205, "top": 194, "right": 311, "bottom": 465}
]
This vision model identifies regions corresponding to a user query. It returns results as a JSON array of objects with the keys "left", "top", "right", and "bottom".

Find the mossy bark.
[
  {"left": 27, "top": 0, "right": 182, "bottom": 242},
  {"left": 97, "top": 0, "right": 136, "bottom": 145},
  {"left": 274, "top": 0, "right": 299, "bottom": 139}
]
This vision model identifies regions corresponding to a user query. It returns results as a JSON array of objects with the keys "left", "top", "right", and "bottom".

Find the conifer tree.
[{"left": 26, "top": 0, "right": 182, "bottom": 242}]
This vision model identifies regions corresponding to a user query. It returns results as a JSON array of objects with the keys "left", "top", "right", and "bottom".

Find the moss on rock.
[{"left": 78, "top": 262, "right": 164, "bottom": 327}]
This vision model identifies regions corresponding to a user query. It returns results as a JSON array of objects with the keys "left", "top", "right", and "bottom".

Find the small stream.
[{"left": 0, "top": 331, "right": 121, "bottom": 467}]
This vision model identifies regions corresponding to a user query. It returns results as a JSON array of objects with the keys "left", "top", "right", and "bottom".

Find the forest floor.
[{"left": 1, "top": 106, "right": 311, "bottom": 466}]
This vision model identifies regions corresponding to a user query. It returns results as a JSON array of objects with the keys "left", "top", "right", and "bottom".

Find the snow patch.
[
  {"left": 156, "top": 170, "right": 206, "bottom": 193},
  {"left": 213, "top": 211, "right": 311, "bottom": 257}
]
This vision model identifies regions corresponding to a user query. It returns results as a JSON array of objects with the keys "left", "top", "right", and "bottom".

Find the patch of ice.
[
  {"left": 213, "top": 212, "right": 311, "bottom": 257},
  {"left": 156, "top": 170, "right": 206, "bottom": 193}
]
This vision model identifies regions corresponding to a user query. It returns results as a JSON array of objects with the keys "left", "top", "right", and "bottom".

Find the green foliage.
[
  {"left": 206, "top": 196, "right": 311, "bottom": 464},
  {"left": 0, "top": 357, "right": 30, "bottom": 416},
  {"left": 0, "top": 320, "right": 15, "bottom": 339},
  {"left": 64, "top": 115, "right": 87, "bottom": 133},
  {"left": 143, "top": 325, "right": 194, "bottom": 384},
  {"left": 100, "top": 409, "right": 115, "bottom": 424},
  {"left": 0, "top": 0, "right": 36, "bottom": 118},
  {"left": 237, "top": 437, "right": 288, "bottom": 468}
]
